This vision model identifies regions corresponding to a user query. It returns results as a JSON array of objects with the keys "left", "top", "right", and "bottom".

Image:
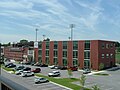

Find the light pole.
[
  {"left": 35, "top": 28, "right": 38, "bottom": 41},
  {"left": 69, "top": 24, "right": 75, "bottom": 41}
]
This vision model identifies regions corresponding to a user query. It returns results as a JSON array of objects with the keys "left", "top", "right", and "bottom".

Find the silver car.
[
  {"left": 48, "top": 71, "right": 60, "bottom": 77},
  {"left": 20, "top": 71, "right": 34, "bottom": 77},
  {"left": 34, "top": 77, "right": 49, "bottom": 84}
]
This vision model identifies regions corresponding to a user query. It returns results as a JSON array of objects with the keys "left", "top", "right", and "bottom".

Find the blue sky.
[{"left": 0, "top": 0, "right": 120, "bottom": 43}]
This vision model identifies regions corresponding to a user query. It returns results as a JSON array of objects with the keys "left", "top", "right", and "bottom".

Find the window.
[
  {"left": 73, "top": 59, "right": 78, "bottom": 66},
  {"left": 73, "top": 51, "right": 78, "bottom": 58},
  {"left": 63, "top": 41, "right": 67, "bottom": 49},
  {"left": 38, "top": 42, "right": 42, "bottom": 49},
  {"left": 84, "top": 60, "right": 90, "bottom": 68},
  {"left": 46, "top": 50, "right": 49, "bottom": 56},
  {"left": 38, "top": 57, "right": 42, "bottom": 63},
  {"left": 106, "top": 54, "right": 109, "bottom": 58},
  {"left": 110, "top": 43, "right": 113, "bottom": 48},
  {"left": 45, "top": 57, "right": 49, "bottom": 64},
  {"left": 102, "top": 43, "right": 105, "bottom": 49},
  {"left": 84, "top": 51, "right": 90, "bottom": 59},
  {"left": 54, "top": 58, "right": 58, "bottom": 65},
  {"left": 63, "top": 51, "right": 67, "bottom": 57},
  {"left": 84, "top": 40, "right": 90, "bottom": 50},
  {"left": 54, "top": 41, "right": 58, "bottom": 49},
  {"left": 73, "top": 41, "right": 78, "bottom": 50},
  {"left": 110, "top": 54, "right": 113, "bottom": 58},
  {"left": 38, "top": 50, "right": 42, "bottom": 55},
  {"left": 46, "top": 42, "right": 49, "bottom": 49},
  {"left": 54, "top": 50, "right": 58, "bottom": 57},
  {"left": 106, "top": 44, "right": 109, "bottom": 49},
  {"left": 101, "top": 54, "right": 104, "bottom": 58},
  {"left": 63, "top": 59, "right": 67, "bottom": 66}
]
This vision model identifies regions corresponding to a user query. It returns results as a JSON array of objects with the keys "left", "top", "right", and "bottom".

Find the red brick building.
[
  {"left": 38, "top": 40, "right": 116, "bottom": 70},
  {"left": 4, "top": 47, "right": 28, "bottom": 62}
]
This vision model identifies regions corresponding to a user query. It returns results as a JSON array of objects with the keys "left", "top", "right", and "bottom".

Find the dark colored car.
[
  {"left": 40, "top": 64, "right": 48, "bottom": 67},
  {"left": 69, "top": 66, "right": 78, "bottom": 71},
  {"left": 5, "top": 63, "right": 13, "bottom": 67},
  {"left": 60, "top": 66, "right": 67, "bottom": 70},
  {"left": 25, "top": 62, "right": 31, "bottom": 65},
  {"left": 7, "top": 64, "right": 16, "bottom": 68},
  {"left": 23, "top": 67, "right": 31, "bottom": 71},
  {"left": 31, "top": 68, "right": 41, "bottom": 73},
  {"left": 15, "top": 66, "right": 25, "bottom": 70}
]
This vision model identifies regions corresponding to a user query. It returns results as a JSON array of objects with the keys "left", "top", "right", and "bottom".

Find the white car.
[
  {"left": 20, "top": 71, "right": 34, "bottom": 77},
  {"left": 15, "top": 70, "right": 23, "bottom": 75},
  {"left": 34, "top": 77, "right": 49, "bottom": 84},
  {"left": 48, "top": 65, "right": 55, "bottom": 69},
  {"left": 48, "top": 71, "right": 60, "bottom": 77}
]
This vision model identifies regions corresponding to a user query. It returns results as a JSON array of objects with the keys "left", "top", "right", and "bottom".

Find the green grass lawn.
[
  {"left": 116, "top": 53, "right": 120, "bottom": 64},
  {"left": 35, "top": 73, "right": 90, "bottom": 90},
  {"left": 1, "top": 65, "right": 15, "bottom": 73}
]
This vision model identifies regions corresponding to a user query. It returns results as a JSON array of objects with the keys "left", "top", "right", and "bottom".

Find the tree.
[
  {"left": 80, "top": 74, "right": 86, "bottom": 90},
  {"left": 20, "top": 39, "right": 28, "bottom": 44},
  {"left": 92, "top": 85, "right": 100, "bottom": 90},
  {"left": 67, "top": 69, "right": 73, "bottom": 78},
  {"left": 99, "top": 63, "right": 104, "bottom": 70}
]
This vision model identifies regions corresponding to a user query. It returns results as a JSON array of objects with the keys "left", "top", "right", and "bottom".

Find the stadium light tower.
[
  {"left": 35, "top": 28, "right": 39, "bottom": 41},
  {"left": 69, "top": 24, "right": 75, "bottom": 41}
]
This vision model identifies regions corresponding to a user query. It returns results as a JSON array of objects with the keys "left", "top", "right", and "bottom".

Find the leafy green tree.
[
  {"left": 99, "top": 63, "right": 104, "bottom": 70},
  {"left": 80, "top": 74, "right": 86, "bottom": 90},
  {"left": 20, "top": 39, "right": 28, "bottom": 44},
  {"left": 67, "top": 69, "right": 73, "bottom": 78},
  {"left": 92, "top": 85, "right": 100, "bottom": 90}
]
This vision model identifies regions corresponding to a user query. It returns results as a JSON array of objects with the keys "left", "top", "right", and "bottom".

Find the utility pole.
[{"left": 69, "top": 24, "right": 75, "bottom": 41}]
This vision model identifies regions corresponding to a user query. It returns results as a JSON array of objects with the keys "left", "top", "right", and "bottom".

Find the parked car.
[
  {"left": 5, "top": 63, "right": 13, "bottom": 67},
  {"left": 48, "top": 71, "right": 60, "bottom": 77},
  {"left": 20, "top": 71, "right": 34, "bottom": 77},
  {"left": 69, "top": 66, "right": 78, "bottom": 71},
  {"left": 7, "top": 63, "right": 16, "bottom": 68},
  {"left": 31, "top": 68, "right": 41, "bottom": 73},
  {"left": 54, "top": 66, "right": 62, "bottom": 69},
  {"left": 23, "top": 67, "right": 31, "bottom": 71},
  {"left": 34, "top": 62, "right": 41, "bottom": 66},
  {"left": 83, "top": 69, "right": 91, "bottom": 74},
  {"left": 40, "top": 64, "right": 48, "bottom": 67},
  {"left": 34, "top": 77, "right": 49, "bottom": 84},
  {"left": 60, "top": 66, "right": 67, "bottom": 70},
  {"left": 15, "top": 66, "right": 25, "bottom": 70},
  {"left": 48, "top": 65, "right": 55, "bottom": 69},
  {"left": 15, "top": 70, "right": 23, "bottom": 75}
]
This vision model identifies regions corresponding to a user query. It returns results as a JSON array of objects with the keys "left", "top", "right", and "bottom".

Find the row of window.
[
  {"left": 38, "top": 41, "right": 90, "bottom": 50},
  {"left": 101, "top": 43, "right": 114, "bottom": 49},
  {"left": 101, "top": 53, "right": 113, "bottom": 58},
  {"left": 38, "top": 56, "right": 78, "bottom": 66},
  {"left": 39, "top": 50, "right": 78, "bottom": 58}
]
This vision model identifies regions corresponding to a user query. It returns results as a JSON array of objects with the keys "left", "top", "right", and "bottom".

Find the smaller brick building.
[{"left": 4, "top": 47, "right": 28, "bottom": 62}]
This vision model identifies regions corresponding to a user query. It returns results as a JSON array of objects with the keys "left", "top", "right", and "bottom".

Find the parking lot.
[
  {"left": 2, "top": 62, "right": 120, "bottom": 90},
  {"left": 1, "top": 68, "right": 70, "bottom": 90}
]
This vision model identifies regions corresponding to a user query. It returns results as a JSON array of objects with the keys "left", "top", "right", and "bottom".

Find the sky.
[{"left": 0, "top": 0, "right": 120, "bottom": 44}]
